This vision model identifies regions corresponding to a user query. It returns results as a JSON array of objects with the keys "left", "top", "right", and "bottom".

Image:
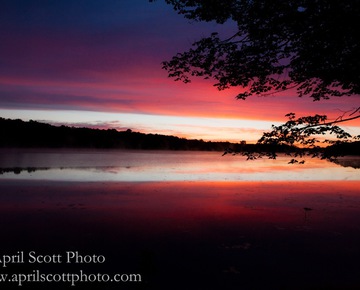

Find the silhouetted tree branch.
[
  {"left": 229, "top": 108, "right": 360, "bottom": 163},
  {"left": 160, "top": 1, "right": 360, "bottom": 101},
  {"left": 155, "top": 0, "right": 360, "bottom": 162}
]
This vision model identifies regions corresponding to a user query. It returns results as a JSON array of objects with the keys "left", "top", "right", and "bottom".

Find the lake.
[
  {"left": 1, "top": 148, "right": 359, "bottom": 181},
  {"left": 0, "top": 149, "right": 360, "bottom": 289}
]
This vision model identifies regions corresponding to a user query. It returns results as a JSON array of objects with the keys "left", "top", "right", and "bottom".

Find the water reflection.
[
  {"left": 0, "top": 149, "right": 359, "bottom": 181},
  {"left": 1, "top": 179, "right": 360, "bottom": 289},
  {"left": 1, "top": 149, "right": 360, "bottom": 289},
  {"left": 333, "top": 157, "right": 360, "bottom": 169}
]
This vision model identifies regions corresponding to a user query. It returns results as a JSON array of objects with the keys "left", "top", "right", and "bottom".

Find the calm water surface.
[
  {"left": 0, "top": 148, "right": 359, "bottom": 181},
  {"left": 0, "top": 149, "right": 359, "bottom": 289}
]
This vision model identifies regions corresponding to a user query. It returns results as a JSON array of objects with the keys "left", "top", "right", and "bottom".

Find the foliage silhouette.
[
  {"left": 156, "top": 0, "right": 360, "bottom": 162},
  {"left": 160, "top": 0, "right": 359, "bottom": 100},
  {"left": 246, "top": 112, "right": 359, "bottom": 162}
]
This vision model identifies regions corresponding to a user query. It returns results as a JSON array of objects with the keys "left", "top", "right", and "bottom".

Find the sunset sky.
[{"left": 1, "top": 0, "right": 359, "bottom": 143}]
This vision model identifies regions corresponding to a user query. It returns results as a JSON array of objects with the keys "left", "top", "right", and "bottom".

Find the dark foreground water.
[{"left": 0, "top": 149, "right": 360, "bottom": 289}]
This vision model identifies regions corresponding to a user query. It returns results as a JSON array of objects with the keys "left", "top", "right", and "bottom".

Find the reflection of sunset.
[
  {"left": 2, "top": 180, "right": 359, "bottom": 227},
  {"left": 93, "top": 180, "right": 360, "bottom": 215},
  {"left": 1, "top": 151, "right": 359, "bottom": 182},
  {"left": 1, "top": 178, "right": 360, "bottom": 289}
]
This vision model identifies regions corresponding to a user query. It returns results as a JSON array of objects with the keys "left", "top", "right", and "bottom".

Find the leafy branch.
[{"left": 225, "top": 108, "right": 360, "bottom": 163}]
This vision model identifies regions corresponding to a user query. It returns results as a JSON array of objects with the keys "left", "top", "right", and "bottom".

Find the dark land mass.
[
  {"left": 0, "top": 117, "right": 232, "bottom": 150},
  {"left": 1, "top": 117, "right": 359, "bottom": 157},
  {"left": 323, "top": 140, "right": 360, "bottom": 157},
  {"left": 0, "top": 117, "right": 284, "bottom": 152}
]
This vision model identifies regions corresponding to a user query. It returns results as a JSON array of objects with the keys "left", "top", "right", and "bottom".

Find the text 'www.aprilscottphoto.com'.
[
  {"left": 0, "top": 270, "right": 142, "bottom": 286},
  {"left": 0, "top": 251, "right": 142, "bottom": 286}
]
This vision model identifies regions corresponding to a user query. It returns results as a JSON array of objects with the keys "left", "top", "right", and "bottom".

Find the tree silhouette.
[{"left": 157, "top": 0, "right": 360, "bottom": 161}]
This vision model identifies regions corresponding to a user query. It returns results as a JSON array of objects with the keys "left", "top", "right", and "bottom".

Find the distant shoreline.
[
  {"left": 0, "top": 117, "right": 234, "bottom": 151},
  {"left": 1, "top": 117, "right": 359, "bottom": 156}
]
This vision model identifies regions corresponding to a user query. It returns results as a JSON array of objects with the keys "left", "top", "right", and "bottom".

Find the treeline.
[
  {"left": 0, "top": 117, "right": 235, "bottom": 151},
  {"left": 1, "top": 117, "right": 358, "bottom": 155},
  {"left": 323, "top": 141, "right": 360, "bottom": 157}
]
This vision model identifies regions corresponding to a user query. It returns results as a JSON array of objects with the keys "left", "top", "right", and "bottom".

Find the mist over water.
[{"left": 0, "top": 149, "right": 359, "bottom": 182}]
